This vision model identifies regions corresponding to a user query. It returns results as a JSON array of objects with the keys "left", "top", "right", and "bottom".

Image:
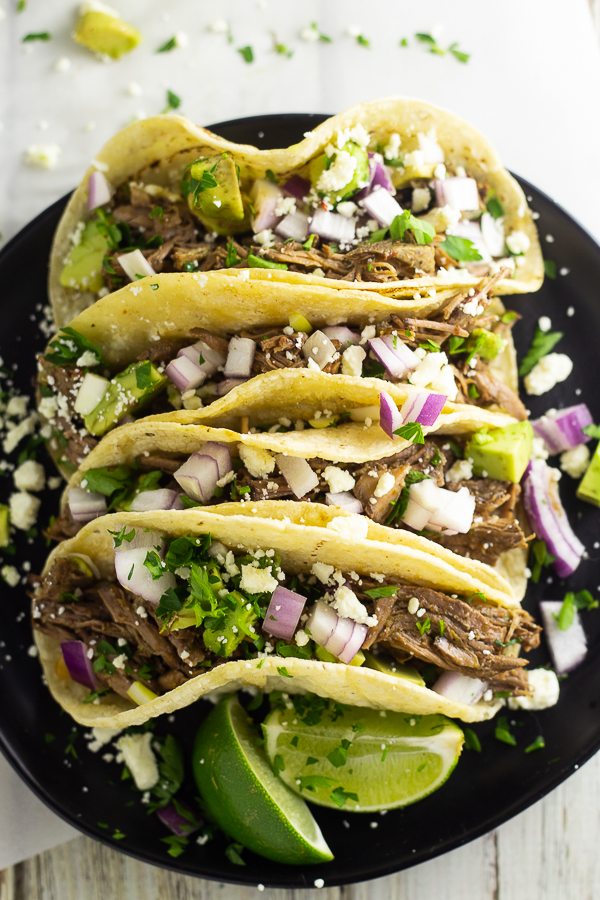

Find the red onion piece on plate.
[
  {"left": 282, "top": 174, "right": 311, "bottom": 200},
  {"left": 114, "top": 545, "right": 176, "bottom": 604},
  {"left": 223, "top": 336, "right": 256, "bottom": 378},
  {"left": 61, "top": 640, "right": 98, "bottom": 690},
  {"left": 379, "top": 390, "right": 402, "bottom": 439},
  {"left": 118, "top": 249, "right": 156, "bottom": 281},
  {"left": 360, "top": 187, "right": 403, "bottom": 227},
  {"left": 522, "top": 459, "right": 585, "bottom": 577},
  {"left": 431, "top": 670, "right": 488, "bottom": 705},
  {"left": 88, "top": 170, "right": 112, "bottom": 210},
  {"left": 531, "top": 404, "right": 594, "bottom": 454},
  {"left": 433, "top": 177, "right": 480, "bottom": 211},
  {"left": 129, "top": 489, "right": 185, "bottom": 512},
  {"left": 263, "top": 586, "right": 307, "bottom": 640},
  {"left": 400, "top": 390, "right": 447, "bottom": 427},
  {"left": 157, "top": 801, "right": 201, "bottom": 837},
  {"left": 165, "top": 354, "right": 206, "bottom": 393},
  {"left": 68, "top": 486, "right": 107, "bottom": 523},
  {"left": 325, "top": 492, "right": 363, "bottom": 514},
  {"left": 199, "top": 441, "right": 232, "bottom": 479},
  {"left": 539, "top": 601, "right": 588, "bottom": 674},
  {"left": 275, "top": 455, "right": 319, "bottom": 498},
  {"left": 309, "top": 208, "right": 356, "bottom": 244},
  {"left": 276, "top": 211, "right": 309, "bottom": 242},
  {"left": 174, "top": 453, "right": 220, "bottom": 503},
  {"left": 322, "top": 326, "right": 360, "bottom": 348}
]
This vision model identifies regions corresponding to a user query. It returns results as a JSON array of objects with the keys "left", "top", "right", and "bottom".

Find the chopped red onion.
[
  {"left": 88, "top": 170, "right": 112, "bottom": 210},
  {"left": 446, "top": 221, "right": 490, "bottom": 262},
  {"left": 61, "top": 640, "right": 97, "bottom": 690},
  {"left": 251, "top": 179, "right": 283, "bottom": 233},
  {"left": 321, "top": 326, "right": 360, "bottom": 348},
  {"left": 178, "top": 341, "right": 226, "bottom": 376},
  {"left": 174, "top": 453, "right": 220, "bottom": 503},
  {"left": 223, "top": 336, "right": 256, "bottom": 378},
  {"left": 379, "top": 390, "right": 403, "bottom": 439},
  {"left": 382, "top": 335, "right": 419, "bottom": 370},
  {"left": 68, "top": 486, "right": 107, "bottom": 523},
  {"left": 118, "top": 249, "right": 156, "bottom": 281},
  {"left": 157, "top": 801, "right": 201, "bottom": 837},
  {"left": 325, "top": 492, "right": 363, "bottom": 514},
  {"left": 337, "top": 622, "right": 368, "bottom": 664},
  {"left": 114, "top": 545, "right": 176, "bottom": 605},
  {"left": 129, "top": 489, "right": 185, "bottom": 512},
  {"left": 480, "top": 212, "right": 506, "bottom": 258},
  {"left": 276, "top": 211, "right": 309, "bottom": 242},
  {"left": 302, "top": 330, "right": 338, "bottom": 369},
  {"left": 282, "top": 174, "right": 311, "bottom": 200},
  {"left": 368, "top": 336, "right": 418, "bottom": 379},
  {"left": 200, "top": 441, "right": 233, "bottom": 479},
  {"left": 324, "top": 614, "right": 355, "bottom": 657},
  {"left": 368, "top": 153, "right": 395, "bottom": 193},
  {"left": 522, "top": 459, "right": 585, "bottom": 578},
  {"left": 400, "top": 390, "right": 447, "bottom": 427},
  {"left": 165, "top": 355, "right": 206, "bottom": 393},
  {"left": 215, "top": 377, "right": 249, "bottom": 397},
  {"left": 305, "top": 600, "right": 339, "bottom": 647},
  {"left": 275, "top": 454, "right": 319, "bottom": 498},
  {"left": 433, "top": 177, "right": 480, "bottom": 212},
  {"left": 540, "top": 601, "right": 588, "bottom": 674},
  {"left": 309, "top": 208, "right": 356, "bottom": 244},
  {"left": 263, "top": 586, "right": 307, "bottom": 640},
  {"left": 360, "top": 187, "right": 403, "bottom": 227},
  {"left": 532, "top": 404, "right": 594, "bottom": 455},
  {"left": 431, "top": 670, "right": 488, "bottom": 705}
]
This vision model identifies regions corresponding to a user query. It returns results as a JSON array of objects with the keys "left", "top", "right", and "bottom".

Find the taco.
[
  {"left": 31, "top": 508, "right": 541, "bottom": 730},
  {"left": 49, "top": 97, "right": 543, "bottom": 325},
  {"left": 50, "top": 418, "right": 531, "bottom": 602},
  {"left": 37, "top": 269, "right": 523, "bottom": 477}
]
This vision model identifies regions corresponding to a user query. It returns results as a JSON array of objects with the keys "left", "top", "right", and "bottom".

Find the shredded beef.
[
  {"left": 363, "top": 586, "right": 540, "bottom": 683},
  {"left": 431, "top": 519, "right": 528, "bottom": 566},
  {"left": 45, "top": 506, "right": 80, "bottom": 542},
  {"left": 38, "top": 358, "right": 98, "bottom": 469},
  {"left": 137, "top": 339, "right": 188, "bottom": 365}
]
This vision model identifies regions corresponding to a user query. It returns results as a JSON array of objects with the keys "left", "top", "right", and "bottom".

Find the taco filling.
[
  {"left": 49, "top": 431, "right": 530, "bottom": 569},
  {"left": 31, "top": 529, "right": 540, "bottom": 705},
  {"left": 37, "top": 273, "right": 523, "bottom": 474},
  {"left": 60, "top": 126, "right": 528, "bottom": 296}
]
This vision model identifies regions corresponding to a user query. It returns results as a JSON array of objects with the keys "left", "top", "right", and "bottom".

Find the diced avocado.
[
  {"left": 73, "top": 10, "right": 141, "bottom": 59},
  {"left": 390, "top": 163, "right": 437, "bottom": 189},
  {"left": 83, "top": 360, "right": 167, "bottom": 436},
  {"left": 70, "top": 555, "right": 96, "bottom": 579},
  {"left": 577, "top": 442, "right": 600, "bottom": 507},
  {"left": 289, "top": 314, "right": 312, "bottom": 334},
  {"left": 465, "top": 328, "right": 506, "bottom": 361},
  {"left": 362, "top": 650, "right": 426, "bottom": 686},
  {"left": 185, "top": 155, "right": 249, "bottom": 235},
  {"left": 466, "top": 421, "right": 533, "bottom": 483},
  {"left": 59, "top": 221, "right": 109, "bottom": 292},
  {"left": 0, "top": 505, "right": 9, "bottom": 547},
  {"left": 309, "top": 141, "right": 370, "bottom": 201},
  {"left": 315, "top": 645, "right": 365, "bottom": 666}
]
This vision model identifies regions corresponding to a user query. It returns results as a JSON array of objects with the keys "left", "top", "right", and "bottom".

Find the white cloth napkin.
[{"left": 0, "top": 0, "right": 599, "bottom": 870}]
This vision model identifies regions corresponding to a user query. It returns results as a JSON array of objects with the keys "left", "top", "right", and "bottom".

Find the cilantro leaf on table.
[{"left": 518, "top": 325, "right": 563, "bottom": 376}]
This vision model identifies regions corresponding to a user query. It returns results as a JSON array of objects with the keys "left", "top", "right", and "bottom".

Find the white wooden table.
[{"left": 1, "top": 1, "right": 600, "bottom": 897}]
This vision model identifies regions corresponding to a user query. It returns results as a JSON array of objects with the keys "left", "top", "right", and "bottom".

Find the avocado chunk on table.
[
  {"left": 466, "top": 421, "right": 533, "bottom": 483},
  {"left": 59, "top": 221, "right": 109, "bottom": 292},
  {"left": 577, "top": 442, "right": 600, "bottom": 507},
  {"left": 72, "top": 9, "right": 141, "bottom": 59},
  {"left": 185, "top": 155, "right": 249, "bottom": 235},
  {"left": 309, "top": 141, "right": 370, "bottom": 201},
  {"left": 84, "top": 361, "right": 166, "bottom": 436}
]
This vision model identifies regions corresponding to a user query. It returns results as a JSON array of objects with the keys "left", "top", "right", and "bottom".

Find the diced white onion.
[
  {"left": 223, "top": 336, "right": 256, "bottom": 378},
  {"left": 309, "top": 208, "right": 356, "bottom": 243},
  {"left": 74, "top": 372, "right": 110, "bottom": 416},
  {"left": 118, "top": 249, "right": 156, "bottom": 282},
  {"left": 276, "top": 211, "right": 309, "bottom": 242},
  {"left": 275, "top": 454, "right": 319, "bottom": 498},
  {"left": 360, "top": 187, "right": 403, "bottom": 227},
  {"left": 302, "top": 330, "right": 338, "bottom": 369}
]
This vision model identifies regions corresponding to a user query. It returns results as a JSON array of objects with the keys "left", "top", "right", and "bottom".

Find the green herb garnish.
[{"left": 519, "top": 325, "right": 563, "bottom": 376}]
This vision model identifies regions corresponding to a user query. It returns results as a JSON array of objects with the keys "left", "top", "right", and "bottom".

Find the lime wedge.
[
  {"left": 193, "top": 694, "right": 333, "bottom": 864},
  {"left": 263, "top": 701, "right": 464, "bottom": 812}
]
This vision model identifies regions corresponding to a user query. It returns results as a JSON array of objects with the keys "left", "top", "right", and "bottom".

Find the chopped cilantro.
[
  {"left": 22, "top": 31, "right": 51, "bottom": 41},
  {"left": 310, "top": 22, "right": 331, "bottom": 43},
  {"left": 149, "top": 206, "right": 163, "bottom": 221},
  {"left": 486, "top": 195, "right": 504, "bottom": 219},
  {"left": 525, "top": 735, "right": 546, "bottom": 753},
  {"left": 112, "top": 829, "right": 126, "bottom": 840},
  {"left": 330, "top": 786, "right": 359, "bottom": 808},
  {"left": 157, "top": 37, "right": 177, "bottom": 53},
  {"left": 448, "top": 42, "right": 470, "bottom": 63},
  {"left": 529, "top": 539, "right": 556, "bottom": 584},
  {"left": 364, "top": 586, "right": 398, "bottom": 599},
  {"left": 44, "top": 733, "right": 56, "bottom": 744},
  {"left": 386, "top": 470, "right": 430, "bottom": 525},
  {"left": 393, "top": 422, "right": 425, "bottom": 444},
  {"left": 83, "top": 688, "right": 110, "bottom": 704},
  {"left": 144, "top": 550, "right": 165, "bottom": 580},
  {"left": 273, "top": 39, "right": 293, "bottom": 57},
  {"left": 135, "top": 359, "right": 153, "bottom": 390},
  {"left": 225, "top": 842, "right": 246, "bottom": 865},
  {"left": 45, "top": 326, "right": 103, "bottom": 367},
  {"left": 464, "top": 728, "right": 482, "bottom": 752},
  {"left": 355, "top": 34, "right": 370, "bottom": 47},
  {"left": 415, "top": 617, "right": 431, "bottom": 636},
  {"left": 273, "top": 754, "right": 285, "bottom": 776},
  {"left": 441, "top": 234, "right": 482, "bottom": 262},
  {"left": 247, "top": 253, "right": 288, "bottom": 270},
  {"left": 327, "top": 738, "right": 351, "bottom": 768},
  {"left": 468, "top": 383, "right": 480, "bottom": 399},
  {"left": 163, "top": 89, "right": 181, "bottom": 113},
  {"left": 276, "top": 665, "right": 292, "bottom": 678},
  {"left": 108, "top": 525, "right": 136, "bottom": 548},
  {"left": 225, "top": 239, "right": 239, "bottom": 267},
  {"left": 16, "top": 1, "right": 26, "bottom": 10},
  {"left": 303, "top": 233, "right": 316, "bottom": 250},
  {"left": 238, "top": 45, "right": 254, "bottom": 63},
  {"left": 494, "top": 716, "right": 516, "bottom": 747},
  {"left": 390, "top": 210, "right": 435, "bottom": 245},
  {"left": 419, "top": 339, "right": 441, "bottom": 353},
  {"left": 162, "top": 835, "right": 188, "bottom": 857},
  {"left": 518, "top": 325, "right": 563, "bottom": 376},
  {"left": 544, "top": 259, "right": 556, "bottom": 279},
  {"left": 554, "top": 590, "right": 598, "bottom": 631},
  {"left": 501, "top": 311, "right": 518, "bottom": 324},
  {"left": 466, "top": 592, "right": 486, "bottom": 604},
  {"left": 297, "top": 775, "right": 337, "bottom": 793},
  {"left": 399, "top": 37, "right": 409, "bottom": 47},
  {"left": 415, "top": 33, "right": 470, "bottom": 62},
  {"left": 583, "top": 423, "right": 600, "bottom": 440},
  {"left": 64, "top": 731, "right": 79, "bottom": 759},
  {"left": 84, "top": 465, "right": 132, "bottom": 498}
]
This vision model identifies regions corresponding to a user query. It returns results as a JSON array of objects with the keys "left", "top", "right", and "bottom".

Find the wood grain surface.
[{"left": 0, "top": 3, "right": 599, "bottom": 898}]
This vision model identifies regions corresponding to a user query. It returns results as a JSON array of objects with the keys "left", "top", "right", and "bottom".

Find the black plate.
[{"left": 1, "top": 113, "right": 600, "bottom": 890}]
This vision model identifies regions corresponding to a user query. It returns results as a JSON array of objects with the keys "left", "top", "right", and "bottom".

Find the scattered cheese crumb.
[
  {"left": 333, "top": 586, "right": 376, "bottom": 626},
  {"left": 238, "top": 444, "right": 275, "bottom": 478},
  {"left": 9, "top": 492, "right": 41, "bottom": 530},
  {"left": 508, "top": 668, "right": 559, "bottom": 711},
  {"left": 445, "top": 458, "right": 473, "bottom": 483},
  {"left": 560, "top": 444, "right": 590, "bottom": 479},
  {"left": 115, "top": 733, "right": 159, "bottom": 790},
  {"left": 13, "top": 460, "right": 45, "bottom": 493},
  {"left": 323, "top": 466, "right": 355, "bottom": 494},
  {"left": 1, "top": 565, "right": 20, "bottom": 587},
  {"left": 25, "top": 144, "right": 61, "bottom": 170},
  {"left": 240, "top": 564, "right": 278, "bottom": 594},
  {"left": 311, "top": 561, "right": 334, "bottom": 584},
  {"left": 326, "top": 514, "right": 369, "bottom": 541},
  {"left": 524, "top": 353, "right": 573, "bottom": 395}
]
